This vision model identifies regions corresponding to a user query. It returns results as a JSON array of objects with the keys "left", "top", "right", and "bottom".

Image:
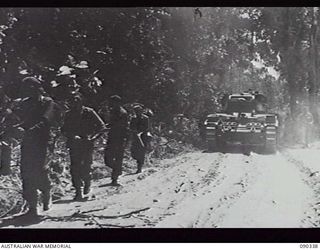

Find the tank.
[{"left": 202, "top": 91, "right": 279, "bottom": 153}]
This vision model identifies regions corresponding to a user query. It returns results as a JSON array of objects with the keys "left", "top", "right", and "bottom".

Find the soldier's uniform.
[
  {"left": 298, "top": 109, "right": 314, "bottom": 147},
  {"left": 130, "top": 106, "right": 151, "bottom": 173},
  {"left": 0, "top": 90, "right": 21, "bottom": 175},
  {"left": 62, "top": 98, "right": 106, "bottom": 200},
  {"left": 104, "top": 96, "right": 128, "bottom": 185},
  {"left": 14, "top": 77, "right": 61, "bottom": 216},
  {"left": 173, "top": 114, "right": 191, "bottom": 143}
]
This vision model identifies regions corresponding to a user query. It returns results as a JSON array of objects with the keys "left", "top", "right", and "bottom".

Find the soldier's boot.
[
  {"left": 42, "top": 190, "right": 51, "bottom": 211},
  {"left": 135, "top": 161, "right": 143, "bottom": 174},
  {"left": 26, "top": 206, "right": 38, "bottom": 217},
  {"left": 17, "top": 207, "right": 40, "bottom": 223},
  {"left": 109, "top": 168, "right": 121, "bottom": 186},
  {"left": 20, "top": 188, "right": 39, "bottom": 219},
  {"left": 20, "top": 201, "right": 38, "bottom": 220},
  {"left": 110, "top": 177, "right": 120, "bottom": 186},
  {"left": 83, "top": 181, "right": 91, "bottom": 195},
  {"left": 73, "top": 188, "right": 84, "bottom": 201}
]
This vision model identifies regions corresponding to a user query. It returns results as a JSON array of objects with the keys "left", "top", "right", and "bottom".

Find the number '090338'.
[{"left": 300, "top": 244, "right": 318, "bottom": 248}]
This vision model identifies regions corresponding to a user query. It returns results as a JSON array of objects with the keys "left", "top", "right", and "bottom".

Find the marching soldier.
[
  {"left": 298, "top": 106, "right": 314, "bottom": 148},
  {"left": 172, "top": 114, "right": 191, "bottom": 143},
  {"left": 104, "top": 95, "right": 128, "bottom": 186},
  {"left": 130, "top": 104, "right": 151, "bottom": 174},
  {"left": 62, "top": 92, "right": 106, "bottom": 200},
  {"left": 14, "top": 77, "right": 61, "bottom": 218},
  {"left": 0, "top": 87, "right": 21, "bottom": 175}
]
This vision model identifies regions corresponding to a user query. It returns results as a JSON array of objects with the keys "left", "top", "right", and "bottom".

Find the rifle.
[
  {"left": 88, "top": 127, "right": 110, "bottom": 141},
  {"left": 132, "top": 131, "right": 153, "bottom": 149},
  {"left": 136, "top": 132, "right": 145, "bottom": 148}
]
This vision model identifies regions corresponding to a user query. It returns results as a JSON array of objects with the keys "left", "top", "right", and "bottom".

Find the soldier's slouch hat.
[
  {"left": 133, "top": 104, "right": 144, "bottom": 111},
  {"left": 110, "top": 95, "right": 122, "bottom": 103},
  {"left": 22, "top": 77, "right": 42, "bottom": 89}
]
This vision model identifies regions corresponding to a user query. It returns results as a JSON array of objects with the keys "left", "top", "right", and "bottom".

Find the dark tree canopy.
[{"left": 0, "top": 7, "right": 319, "bottom": 130}]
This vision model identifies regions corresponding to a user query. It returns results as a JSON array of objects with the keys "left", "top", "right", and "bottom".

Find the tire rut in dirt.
[
  {"left": 192, "top": 153, "right": 260, "bottom": 227},
  {"left": 154, "top": 152, "right": 257, "bottom": 227},
  {"left": 281, "top": 150, "right": 320, "bottom": 227}
]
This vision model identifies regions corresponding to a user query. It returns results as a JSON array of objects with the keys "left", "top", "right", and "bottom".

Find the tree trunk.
[
  {"left": 283, "top": 8, "right": 298, "bottom": 119},
  {"left": 308, "top": 7, "right": 320, "bottom": 128},
  {"left": 288, "top": 74, "right": 298, "bottom": 118}
]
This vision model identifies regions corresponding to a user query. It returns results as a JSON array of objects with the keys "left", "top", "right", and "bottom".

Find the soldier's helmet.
[
  {"left": 109, "top": 95, "right": 122, "bottom": 110},
  {"left": 22, "top": 77, "right": 42, "bottom": 89},
  {"left": 133, "top": 104, "right": 144, "bottom": 112},
  {"left": 69, "top": 91, "right": 83, "bottom": 104},
  {"left": 21, "top": 77, "right": 44, "bottom": 96},
  {"left": 110, "top": 95, "right": 122, "bottom": 103}
]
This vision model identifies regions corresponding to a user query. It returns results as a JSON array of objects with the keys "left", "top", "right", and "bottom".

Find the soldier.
[
  {"left": 0, "top": 87, "right": 21, "bottom": 175},
  {"left": 298, "top": 106, "right": 314, "bottom": 148},
  {"left": 172, "top": 114, "right": 191, "bottom": 143},
  {"left": 104, "top": 95, "right": 128, "bottom": 186},
  {"left": 130, "top": 104, "right": 151, "bottom": 174},
  {"left": 61, "top": 92, "right": 106, "bottom": 200},
  {"left": 14, "top": 77, "right": 60, "bottom": 218}
]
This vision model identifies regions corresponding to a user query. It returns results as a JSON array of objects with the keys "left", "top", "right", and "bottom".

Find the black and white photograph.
[{"left": 0, "top": 6, "right": 319, "bottom": 237}]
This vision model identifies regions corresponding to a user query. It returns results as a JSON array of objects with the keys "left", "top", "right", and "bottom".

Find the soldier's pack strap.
[{"left": 42, "top": 97, "right": 63, "bottom": 127}]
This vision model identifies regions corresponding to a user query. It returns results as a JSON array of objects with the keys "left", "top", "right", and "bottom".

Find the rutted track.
[
  {"left": 281, "top": 149, "right": 320, "bottom": 227},
  {"left": 0, "top": 149, "right": 317, "bottom": 228}
]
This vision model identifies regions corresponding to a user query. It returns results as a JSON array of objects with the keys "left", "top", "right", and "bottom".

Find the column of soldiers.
[{"left": 0, "top": 77, "right": 152, "bottom": 220}]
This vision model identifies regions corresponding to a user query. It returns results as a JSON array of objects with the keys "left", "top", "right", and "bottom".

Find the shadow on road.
[
  {"left": 0, "top": 214, "right": 44, "bottom": 228},
  {"left": 99, "top": 183, "right": 122, "bottom": 188},
  {"left": 202, "top": 145, "right": 277, "bottom": 156},
  {"left": 123, "top": 172, "right": 138, "bottom": 177},
  {"left": 53, "top": 199, "right": 77, "bottom": 205}
]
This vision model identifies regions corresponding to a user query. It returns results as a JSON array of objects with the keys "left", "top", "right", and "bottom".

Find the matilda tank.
[{"left": 202, "top": 91, "right": 279, "bottom": 153}]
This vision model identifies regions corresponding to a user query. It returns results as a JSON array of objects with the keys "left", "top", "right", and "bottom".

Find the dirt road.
[{"left": 2, "top": 146, "right": 320, "bottom": 228}]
